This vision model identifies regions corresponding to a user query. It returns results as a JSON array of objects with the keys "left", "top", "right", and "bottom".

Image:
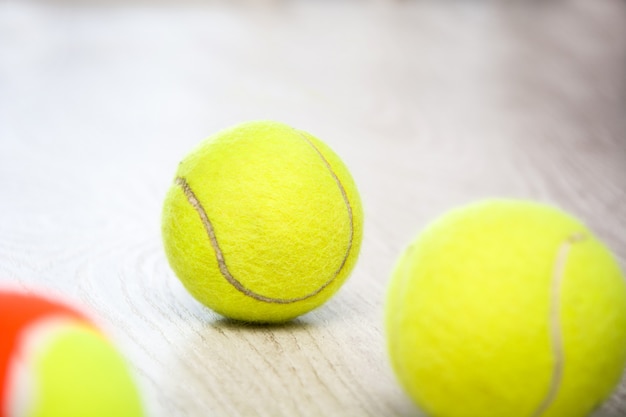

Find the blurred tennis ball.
[
  {"left": 0, "top": 290, "right": 143, "bottom": 417},
  {"left": 386, "top": 199, "right": 626, "bottom": 417}
]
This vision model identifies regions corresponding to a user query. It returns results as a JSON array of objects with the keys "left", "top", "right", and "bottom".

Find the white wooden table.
[{"left": 1, "top": 1, "right": 625, "bottom": 416}]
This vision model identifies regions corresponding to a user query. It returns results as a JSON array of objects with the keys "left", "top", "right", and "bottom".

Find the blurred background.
[{"left": 1, "top": 0, "right": 625, "bottom": 416}]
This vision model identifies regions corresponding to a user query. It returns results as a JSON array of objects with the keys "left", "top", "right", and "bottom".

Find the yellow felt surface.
[
  {"left": 162, "top": 121, "right": 363, "bottom": 322},
  {"left": 27, "top": 323, "right": 143, "bottom": 417},
  {"left": 386, "top": 200, "right": 626, "bottom": 417}
]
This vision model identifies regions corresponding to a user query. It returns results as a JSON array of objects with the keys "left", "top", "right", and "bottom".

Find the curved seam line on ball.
[
  {"left": 294, "top": 130, "right": 355, "bottom": 287},
  {"left": 174, "top": 136, "right": 354, "bottom": 304},
  {"left": 530, "top": 232, "right": 587, "bottom": 417}
]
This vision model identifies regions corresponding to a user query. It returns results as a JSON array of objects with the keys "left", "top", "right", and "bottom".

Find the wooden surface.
[{"left": 1, "top": 1, "right": 626, "bottom": 416}]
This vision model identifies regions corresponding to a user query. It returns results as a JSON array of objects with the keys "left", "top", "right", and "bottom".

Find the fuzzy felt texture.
[
  {"left": 0, "top": 292, "right": 143, "bottom": 417},
  {"left": 385, "top": 200, "right": 626, "bottom": 417},
  {"left": 162, "top": 121, "right": 363, "bottom": 322}
]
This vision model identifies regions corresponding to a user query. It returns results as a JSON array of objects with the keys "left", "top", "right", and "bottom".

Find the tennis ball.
[
  {"left": 162, "top": 120, "right": 363, "bottom": 323},
  {"left": 386, "top": 199, "right": 626, "bottom": 417},
  {"left": 0, "top": 291, "right": 143, "bottom": 417}
]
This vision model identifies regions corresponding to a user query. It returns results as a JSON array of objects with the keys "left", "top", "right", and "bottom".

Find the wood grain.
[{"left": 1, "top": 1, "right": 625, "bottom": 416}]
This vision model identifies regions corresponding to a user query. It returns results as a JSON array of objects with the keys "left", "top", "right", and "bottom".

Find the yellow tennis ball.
[
  {"left": 1, "top": 291, "right": 144, "bottom": 417},
  {"left": 386, "top": 199, "right": 626, "bottom": 417},
  {"left": 162, "top": 120, "right": 363, "bottom": 323}
]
